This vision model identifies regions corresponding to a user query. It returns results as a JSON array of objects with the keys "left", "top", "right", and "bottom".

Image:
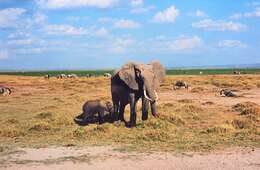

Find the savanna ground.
[{"left": 0, "top": 74, "right": 260, "bottom": 169}]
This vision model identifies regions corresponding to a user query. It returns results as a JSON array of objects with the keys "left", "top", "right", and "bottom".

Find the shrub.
[
  {"left": 0, "top": 128, "right": 25, "bottom": 138},
  {"left": 29, "top": 122, "right": 52, "bottom": 131}
]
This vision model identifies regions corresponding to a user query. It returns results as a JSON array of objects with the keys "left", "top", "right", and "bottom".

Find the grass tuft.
[
  {"left": 232, "top": 102, "right": 260, "bottom": 116},
  {"left": 0, "top": 128, "right": 25, "bottom": 138},
  {"left": 206, "top": 124, "right": 235, "bottom": 134},
  {"left": 29, "top": 122, "right": 52, "bottom": 131},
  {"left": 35, "top": 112, "right": 54, "bottom": 119}
]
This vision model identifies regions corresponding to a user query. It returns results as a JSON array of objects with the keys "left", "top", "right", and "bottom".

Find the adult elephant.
[{"left": 111, "top": 61, "right": 165, "bottom": 127}]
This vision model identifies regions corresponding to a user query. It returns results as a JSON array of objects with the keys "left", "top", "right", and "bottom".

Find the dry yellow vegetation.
[{"left": 0, "top": 75, "right": 259, "bottom": 152}]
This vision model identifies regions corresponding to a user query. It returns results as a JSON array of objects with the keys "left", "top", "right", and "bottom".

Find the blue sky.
[{"left": 0, "top": 0, "right": 259, "bottom": 70}]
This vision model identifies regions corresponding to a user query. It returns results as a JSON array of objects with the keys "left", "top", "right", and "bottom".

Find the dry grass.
[{"left": 0, "top": 75, "right": 259, "bottom": 153}]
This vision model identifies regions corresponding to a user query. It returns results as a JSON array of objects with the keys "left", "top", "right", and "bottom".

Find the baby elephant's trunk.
[{"left": 105, "top": 102, "right": 114, "bottom": 113}]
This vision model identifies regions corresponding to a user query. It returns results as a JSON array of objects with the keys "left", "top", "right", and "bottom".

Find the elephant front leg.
[
  {"left": 118, "top": 104, "right": 126, "bottom": 122},
  {"left": 98, "top": 111, "right": 105, "bottom": 124},
  {"left": 142, "top": 97, "right": 149, "bottom": 121},
  {"left": 112, "top": 101, "right": 119, "bottom": 122},
  {"left": 129, "top": 93, "right": 137, "bottom": 127}
]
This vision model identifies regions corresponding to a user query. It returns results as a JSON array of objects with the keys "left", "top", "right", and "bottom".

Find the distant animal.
[
  {"left": 0, "top": 87, "right": 11, "bottom": 96},
  {"left": 233, "top": 71, "right": 241, "bottom": 75},
  {"left": 220, "top": 89, "right": 237, "bottom": 97},
  {"left": 67, "top": 74, "right": 78, "bottom": 78},
  {"left": 74, "top": 100, "right": 114, "bottom": 124},
  {"left": 103, "top": 73, "right": 111, "bottom": 77},
  {"left": 56, "top": 74, "right": 67, "bottom": 79},
  {"left": 44, "top": 74, "right": 50, "bottom": 79},
  {"left": 85, "top": 74, "right": 94, "bottom": 78},
  {"left": 174, "top": 81, "right": 189, "bottom": 90}
]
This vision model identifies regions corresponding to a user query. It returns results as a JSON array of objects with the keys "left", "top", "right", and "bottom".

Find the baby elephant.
[{"left": 74, "top": 100, "right": 113, "bottom": 124}]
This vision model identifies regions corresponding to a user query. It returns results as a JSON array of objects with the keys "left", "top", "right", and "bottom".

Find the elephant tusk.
[
  {"left": 154, "top": 90, "right": 159, "bottom": 101},
  {"left": 74, "top": 117, "right": 83, "bottom": 122},
  {"left": 143, "top": 87, "right": 153, "bottom": 102}
]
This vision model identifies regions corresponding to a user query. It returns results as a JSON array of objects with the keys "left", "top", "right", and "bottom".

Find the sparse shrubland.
[{"left": 0, "top": 75, "right": 259, "bottom": 153}]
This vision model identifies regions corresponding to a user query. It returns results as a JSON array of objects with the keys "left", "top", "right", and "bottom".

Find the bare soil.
[{"left": 1, "top": 146, "right": 259, "bottom": 170}]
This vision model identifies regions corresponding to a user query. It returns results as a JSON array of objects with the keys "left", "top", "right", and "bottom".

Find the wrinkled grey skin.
[
  {"left": 0, "top": 87, "right": 11, "bottom": 96},
  {"left": 111, "top": 61, "right": 165, "bottom": 127},
  {"left": 174, "top": 81, "right": 189, "bottom": 90},
  {"left": 74, "top": 100, "right": 114, "bottom": 124}
]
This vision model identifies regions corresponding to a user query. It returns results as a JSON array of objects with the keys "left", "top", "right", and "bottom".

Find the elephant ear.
[
  {"left": 118, "top": 62, "right": 139, "bottom": 90},
  {"left": 150, "top": 61, "right": 166, "bottom": 89}
]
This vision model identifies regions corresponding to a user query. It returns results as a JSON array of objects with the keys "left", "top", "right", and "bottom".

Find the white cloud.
[
  {"left": 11, "top": 48, "right": 44, "bottom": 55},
  {"left": 92, "top": 27, "right": 109, "bottom": 37},
  {"left": 131, "top": 0, "right": 143, "bottom": 6},
  {"left": 230, "top": 7, "right": 260, "bottom": 19},
  {"left": 130, "top": 5, "right": 155, "bottom": 14},
  {"left": 43, "top": 24, "right": 109, "bottom": 37},
  {"left": 7, "top": 39, "right": 35, "bottom": 46},
  {"left": 8, "top": 31, "right": 31, "bottom": 39},
  {"left": 44, "top": 24, "right": 88, "bottom": 35},
  {"left": 66, "top": 16, "right": 89, "bottom": 22},
  {"left": 195, "top": 10, "right": 206, "bottom": 17},
  {"left": 113, "top": 19, "right": 140, "bottom": 29},
  {"left": 169, "top": 36, "right": 203, "bottom": 50},
  {"left": 37, "top": 0, "right": 118, "bottom": 9},
  {"left": 188, "top": 10, "right": 207, "bottom": 17},
  {"left": 98, "top": 17, "right": 141, "bottom": 29},
  {"left": 80, "top": 37, "right": 135, "bottom": 54},
  {"left": 6, "top": 38, "right": 46, "bottom": 47},
  {"left": 0, "top": 8, "right": 26, "bottom": 28},
  {"left": 139, "top": 35, "right": 204, "bottom": 54},
  {"left": 98, "top": 17, "right": 115, "bottom": 23},
  {"left": 229, "top": 13, "right": 243, "bottom": 19},
  {"left": 0, "top": 50, "right": 8, "bottom": 59},
  {"left": 33, "top": 12, "right": 47, "bottom": 25},
  {"left": 152, "top": 6, "right": 180, "bottom": 23},
  {"left": 108, "top": 38, "right": 135, "bottom": 54},
  {"left": 218, "top": 40, "right": 247, "bottom": 48},
  {"left": 192, "top": 19, "right": 246, "bottom": 32},
  {"left": 247, "top": 1, "right": 260, "bottom": 6}
]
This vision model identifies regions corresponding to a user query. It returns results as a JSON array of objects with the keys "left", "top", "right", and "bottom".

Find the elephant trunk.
[
  {"left": 150, "top": 101, "right": 158, "bottom": 117},
  {"left": 143, "top": 83, "right": 159, "bottom": 117},
  {"left": 143, "top": 83, "right": 158, "bottom": 102}
]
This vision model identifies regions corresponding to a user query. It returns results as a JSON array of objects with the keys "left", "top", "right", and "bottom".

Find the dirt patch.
[{"left": 0, "top": 146, "right": 259, "bottom": 170}]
